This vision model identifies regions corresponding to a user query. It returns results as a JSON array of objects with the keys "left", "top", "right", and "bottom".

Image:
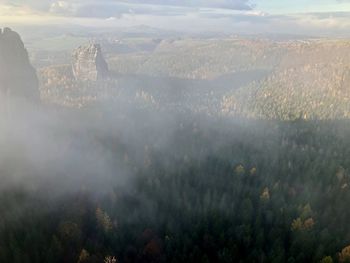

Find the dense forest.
[
  {"left": 5, "top": 4, "right": 350, "bottom": 263},
  {"left": 2, "top": 112, "right": 350, "bottom": 263}
]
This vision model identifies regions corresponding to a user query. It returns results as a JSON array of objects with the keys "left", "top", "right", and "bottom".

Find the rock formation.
[
  {"left": 72, "top": 44, "right": 109, "bottom": 81},
  {"left": 0, "top": 27, "right": 39, "bottom": 101}
]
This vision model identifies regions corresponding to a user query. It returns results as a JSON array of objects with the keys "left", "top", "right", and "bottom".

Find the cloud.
[
  {"left": 0, "top": 0, "right": 51, "bottom": 11},
  {"left": 120, "top": 0, "right": 254, "bottom": 10},
  {"left": 49, "top": 1, "right": 73, "bottom": 15},
  {"left": 0, "top": 0, "right": 254, "bottom": 18},
  {"left": 3, "top": 0, "right": 350, "bottom": 38}
]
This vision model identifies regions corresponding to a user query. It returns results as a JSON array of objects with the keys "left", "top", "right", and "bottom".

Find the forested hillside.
[
  {"left": 2, "top": 114, "right": 350, "bottom": 263},
  {"left": 38, "top": 38, "right": 350, "bottom": 120},
  {"left": 7, "top": 29, "right": 350, "bottom": 263}
]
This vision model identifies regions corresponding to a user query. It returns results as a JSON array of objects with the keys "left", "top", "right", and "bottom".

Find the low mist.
[{"left": 3, "top": 22, "right": 350, "bottom": 263}]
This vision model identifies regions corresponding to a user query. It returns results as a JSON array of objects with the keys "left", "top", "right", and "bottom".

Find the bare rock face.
[
  {"left": 72, "top": 44, "right": 109, "bottom": 81},
  {"left": 0, "top": 28, "right": 39, "bottom": 100}
]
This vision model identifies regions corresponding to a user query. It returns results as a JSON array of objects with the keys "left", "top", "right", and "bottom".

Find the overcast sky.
[{"left": 1, "top": 0, "right": 350, "bottom": 36}]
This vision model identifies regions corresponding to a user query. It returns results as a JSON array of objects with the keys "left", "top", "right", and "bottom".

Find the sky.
[{"left": 1, "top": 0, "right": 350, "bottom": 36}]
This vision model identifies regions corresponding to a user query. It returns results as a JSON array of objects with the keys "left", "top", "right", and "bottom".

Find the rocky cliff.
[
  {"left": 0, "top": 27, "right": 39, "bottom": 101},
  {"left": 72, "top": 44, "right": 109, "bottom": 81}
]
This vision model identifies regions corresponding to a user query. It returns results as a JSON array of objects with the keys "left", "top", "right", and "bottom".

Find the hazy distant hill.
[
  {"left": 222, "top": 40, "right": 350, "bottom": 120},
  {"left": 37, "top": 37, "right": 350, "bottom": 119},
  {"left": 108, "top": 38, "right": 282, "bottom": 79}
]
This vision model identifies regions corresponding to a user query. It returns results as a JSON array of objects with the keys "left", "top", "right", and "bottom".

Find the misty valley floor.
[{"left": 1, "top": 107, "right": 350, "bottom": 263}]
